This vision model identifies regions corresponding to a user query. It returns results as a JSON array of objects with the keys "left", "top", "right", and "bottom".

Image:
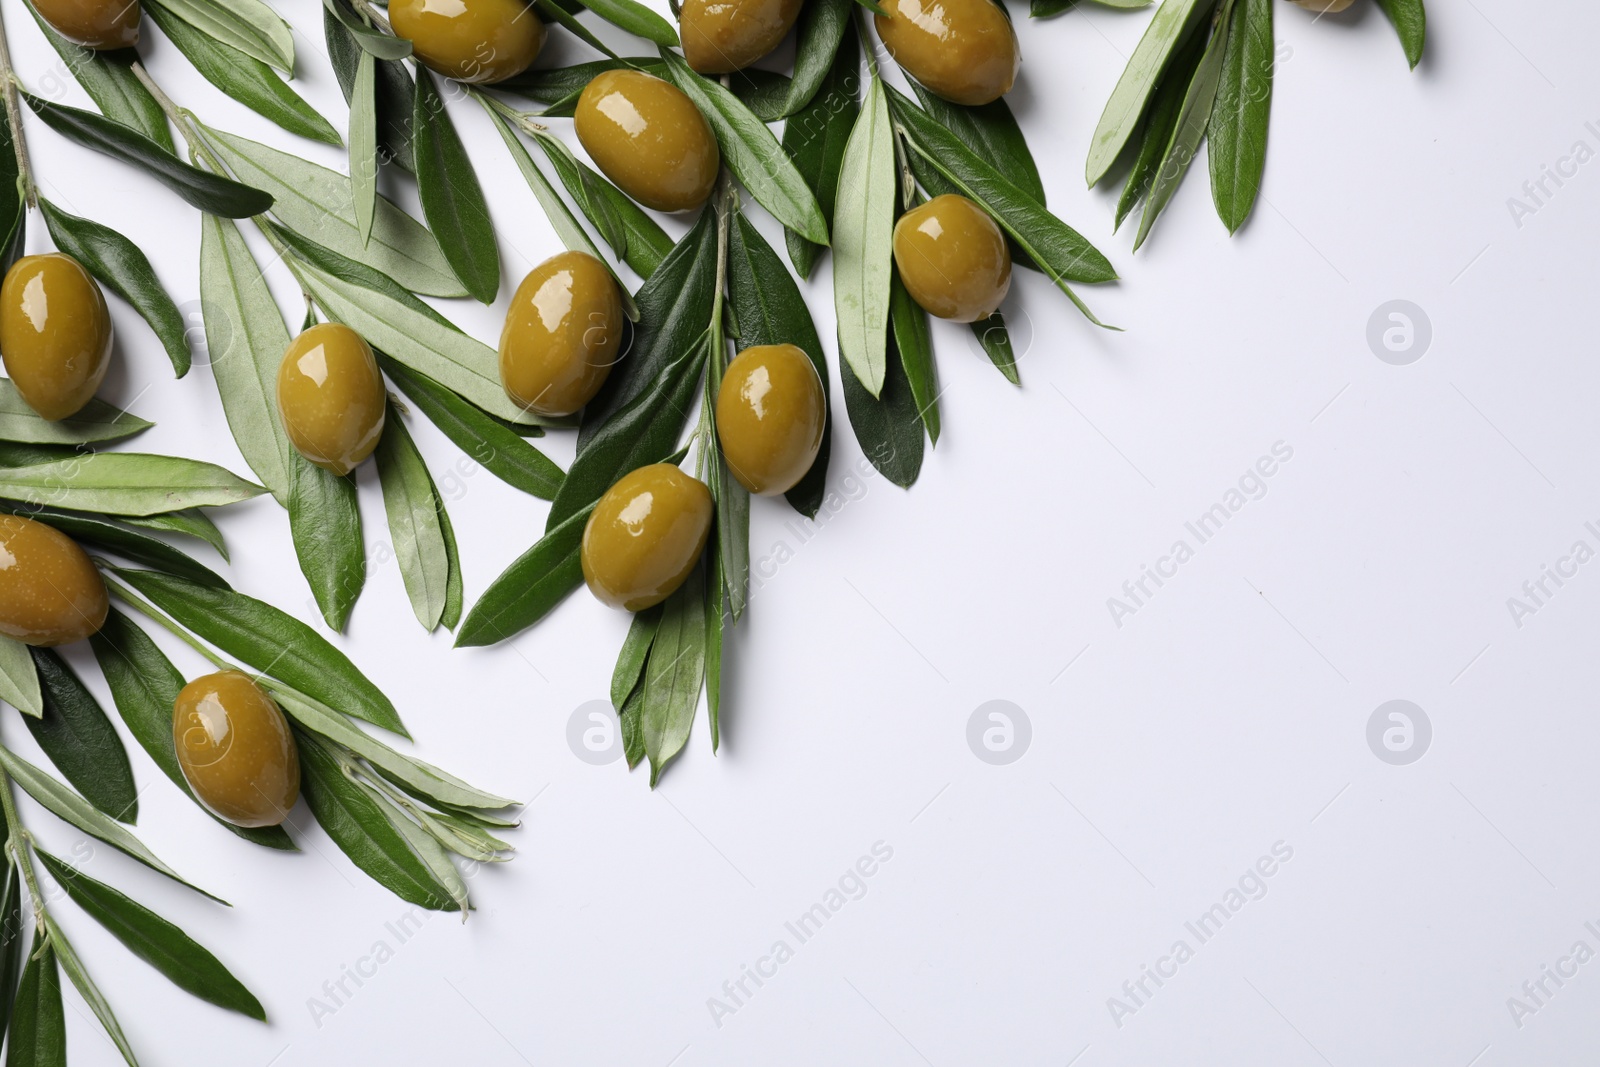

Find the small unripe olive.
[
  {"left": 875, "top": 0, "right": 1018, "bottom": 107},
  {"left": 33, "top": 0, "right": 139, "bottom": 50},
  {"left": 714, "top": 344, "right": 824, "bottom": 496},
  {"left": 0, "top": 515, "right": 107, "bottom": 646},
  {"left": 0, "top": 254, "right": 113, "bottom": 422},
  {"left": 892, "top": 194, "right": 1012, "bottom": 323},
  {"left": 499, "top": 251, "right": 623, "bottom": 417},
  {"left": 276, "top": 323, "right": 386, "bottom": 476},
  {"left": 173, "top": 671, "right": 300, "bottom": 828},
  {"left": 681, "top": 0, "right": 803, "bottom": 74},
  {"left": 581, "top": 464, "right": 712, "bottom": 612},
  {"left": 574, "top": 70, "right": 720, "bottom": 213},
  {"left": 389, "top": 0, "right": 545, "bottom": 84}
]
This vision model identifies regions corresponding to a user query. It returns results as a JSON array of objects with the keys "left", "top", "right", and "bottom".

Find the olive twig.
[
  {"left": 0, "top": 761, "right": 50, "bottom": 936},
  {"left": 0, "top": 4, "right": 37, "bottom": 210},
  {"left": 100, "top": 571, "right": 235, "bottom": 674},
  {"left": 349, "top": 0, "right": 393, "bottom": 33},
  {"left": 130, "top": 61, "right": 229, "bottom": 177},
  {"left": 473, "top": 87, "right": 548, "bottom": 136}
]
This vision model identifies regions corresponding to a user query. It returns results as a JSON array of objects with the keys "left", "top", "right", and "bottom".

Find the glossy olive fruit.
[
  {"left": 681, "top": 0, "right": 803, "bottom": 74},
  {"left": 875, "top": 0, "right": 1018, "bottom": 107},
  {"left": 574, "top": 70, "right": 720, "bottom": 213},
  {"left": 276, "top": 323, "right": 386, "bottom": 476},
  {"left": 581, "top": 464, "right": 712, "bottom": 611},
  {"left": 173, "top": 671, "right": 300, "bottom": 828},
  {"left": 714, "top": 344, "right": 824, "bottom": 496},
  {"left": 499, "top": 251, "right": 623, "bottom": 417},
  {"left": 892, "top": 194, "right": 1012, "bottom": 323},
  {"left": 0, "top": 254, "right": 113, "bottom": 422},
  {"left": 389, "top": 0, "right": 545, "bottom": 84},
  {"left": 0, "top": 516, "right": 107, "bottom": 647},
  {"left": 33, "top": 0, "right": 139, "bottom": 50}
]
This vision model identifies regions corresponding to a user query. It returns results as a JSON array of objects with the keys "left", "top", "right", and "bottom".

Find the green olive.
[
  {"left": 33, "top": 0, "right": 139, "bottom": 50},
  {"left": 581, "top": 464, "right": 712, "bottom": 611},
  {"left": 389, "top": 0, "right": 545, "bottom": 84},
  {"left": 0, "top": 515, "right": 107, "bottom": 647},
  {"left": 276, "top": 323, "right": 386, "bottom": 476},
  {"left": 892, "top": 194, "right": 1012, "bottom": 323},
  {"left": 499, "top": 251, "right": 623, "bottom": 417},
  {"left": 875, "top": 0, "right": 1018, "bottom": 107},
  {"left": 173, "top": 671, "right": 300, "bottom": 828},
  {"left": 0, "top": 254, "right": 113, "bottom": 422},
  {"left": 682, "top": 0, "right": 803, "bottom": 74},
  {"left": 574, "top": 70, "right": 720, "bottom": 213},
  {"left": 714, "top": 344, "right": 824, "bottom": 496}
]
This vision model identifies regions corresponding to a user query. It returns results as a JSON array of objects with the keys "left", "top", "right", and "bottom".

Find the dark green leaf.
[
  {"left": 122, "top": 509, "right": 228, "bottom": 560},
  {"left": 701, "top": 341, "right": 749, "bottom": 623},
  {"left": 0, "top": 380, "right": 150, "bottom": 446},
  {"left": 658, "top": 49, "right": 830, "bottom": 244},
  {"left": 41, "top": 914, "right": 137, "bottom": 1066},
  {"left": 296, "top": 731, "right": 458, "bottom": 910},
  {"left": 147, "top": 3, "right": 342, "bottom": 146},
  {"left": 0, "top": 503, "right": 224, "bottom": 588},
  {"left": 842, "top": 314, "right": 924, "bottom": 489},
  {"left": 1114, "top": 21, "right": 1206, "bottom": 229},
  {"left": 0, "top": 89, "right": 24, "bottom": 277},
  {"left": 611, "top": 606, "right": 661, "bottom": 708},
  {"left": 23, "top": 94, "right": 273, "bottom": 218},
  {"left": 1375, "top": 0, "right": 1426, "bottom": 69},
  {"left": 288, "top": 456, "right": 364, "bottom": 632},
  {"left": 26, "top": 650, "right": 136, "bottom": 822},
  {"left": 1208, "top": 0, "right": 1271, "bottom": 234},
  {"left": 321, "top": 0, "right": 413, "bottom": 58},
  {"left": 641, "top": 565, "right": 705, "bottom": 787},
  {"left": 705, "top": 534, "right": 724, "bottom": 749},
  {"left": 380, "top": 356, "right": 564, "bottom": 500},
  {"left": 24, "top": 3, "right": 173, "bottom": 151},
  {"left": 374, "top": 408, "right": 448, "bottom": 631},
  {"left": 0, "top": 453, "right": 267, "bottom": 516},
  {"left": 39, "top": 198, "right": 190, "bottom": 377},
  {"left": 533, "top": 0, "right": 622, "bottom": 57},
  {"left": 783, "top": 0, "right": 853, "bottom": 116},
  {"left": 145, "top": 0, "right": 295, "bottom": 71},
  {"left": 435, "top": 486, "right": 463, "bottom": 630},
  {"left": 112, "top": 568, "right": 408, "bottom": 737},
  {"left": 0, "top": 863, "right": 22, "bottom": 1039},
  {"left": 783, "top": 16, "right": 859, "bottom": 279},
  {"left": 325, "top": 3, "right": 416, "bottom": 171},
  {"left": 579, "top": 0, "right": 679, "bottom": 44},
  {"left": 909, "top": 82, "right": 1044, "bottom": 203},
  {"left": 35, "top": 851, "right": 266, "bottom": 1019},
  {"left": 265, "top": 222, "right": 454, "bottom": 332},
  {"left": 619, "top": 683, "right": 644, "bottom": 768},
  {"left": 531, "top": 132, "right": 673, "bottom": 278},
  {"left": 889, "top": 270, "right": 939, "bottom": 444},
  {"left": 726, "top": 68, "right": 792, "bottom": 122},
  {"left": 454, "top": 504, "right": 589, "bottom": 646},
  {"left": 970, "top": 311, "right": 1019, "bottom": 384},
  {"left": 7, "top": 932, "right": 65, "bottom": 1067},
  {"left": 726, "top": 214, "right": 832, "bottom": 518},
  {"left": 89, "top": 608, "right": 294, "bottom": 848},
  {"left": 412, "top": 70, "right": 499, "bottom": 303},
  {"left": 496, "top": 59, "right": 654, "bottom": 105}
]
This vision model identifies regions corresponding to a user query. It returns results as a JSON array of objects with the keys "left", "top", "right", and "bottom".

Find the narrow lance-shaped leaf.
[
  {"left": 641, "top": 566, "right": 706, "bottom": 787},
  {"left": 782, "top": 0, "right": 853, "bottom": 116},
  {"left": 889, "top": 270, "right": 939, "bottom": 444},
  {"left": 1208, "top": 0, "right": 1272, "bottom": 234},
  {"left": 8, "top": 930, "right": 66, "bottom": 1067},
  {"left": 579, "top": 0, "right": 679, "bottom": 45},
  {"left": 146, "top": 0, "right": 295, "bottom": 72},
  {"left": 26, "top": 649, "right": 138, "bottom": 823},
  {"left": 322, "top": 0, "right": 414, "bottom": 58},
  {"left": 612, "top": 607, "right": 661, "bottom": 709},
  {"left": 0, "top": 97, "right": 22, "bottom": 274},
  {"left": 530, "top": 129, "right": 674, "bottom": 279},
  {"left": 833, "top": 75, "right": 895, "bottom": 397},
  {"left": 1115, "top": 21, "right": 1208, "bottom": 230},
  {"left": 455, "top": 504, "right": 590, "bottom": 647},
  {"left": 39, "top": 198, "right": 190, "bottom": 376},
  {"left": 42, "top": 913, "right": 138, "bottom": 1067},
  {"left": 287, "top": 455, "right": 365, "bottom": 632},
  {"left": 25, "top": 1, "right": 173, "bottom": 150},
  {"left": 1375, "top": 0, "right": 1426, "bottom": 70},
  {"left": 351, "top": 49, "right": 379, "bottom": 245},
  {"left": 325, "top": 2, "right": 417, "bottom": 171},
  {"left": 0, "top": 635, "right": 43, "bottom": 718},
  {"left": 412, "top": 70, "right": 500, "bottom": 303},
  {"left": 783, "top": 15, "right": 859, "bottom": 279},
  {"left": 122, "top": 509, "right": 228, "bottom": 559},
  {"left": 374, "top": 407, "right": 449, "bottom": 631},
  {"left": 0, "top": 453, "right": 267, "bottom": 516},
  {"left": 0, "top": 863, "right": 22, "bottom": 1039},
  {"left": 842, "top": 311, "right": 924, "bottom": 489},
  {"left": 0, "top": 379, "right": 150, "bottom": 447}
]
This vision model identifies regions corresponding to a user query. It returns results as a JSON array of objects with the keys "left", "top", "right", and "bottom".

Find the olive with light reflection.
[
  {"left": 33, "top": 0, "right": 139, "bottom": 50},
  {"left": 173, "top": 671, "right": 300, "bottom": 828},
  {"left": 0, "top": 515, "right": 108, "bottom": 647},
  {"left": 714, "top": 344, "right": 824, "bottom": 496},
  {"left": 681, "top": 0, "right": 803, "bottom": 74},
  {"left": 574, "top": 69, "right": 720, "bottom": 212},
  {"left": 276, "top": 323, "right": 386, "bottom": 476},
  {"left": 581, "top": 464, "right": 712, "bottom": 611},
  {"left": 389, "top": 0, "right": 545, "bottom": 84},
  {"left": 499, "top": 251, "right": 623, "bottom": 417},
  {"left": 874, "top": 0, "right": 1019, "bottom": 106},
  {"left": 0, "top": 253, "right": 113, "bottom": 422},
  {"left": 892, "top": 194, "right": 1012, "bottom": 323}
]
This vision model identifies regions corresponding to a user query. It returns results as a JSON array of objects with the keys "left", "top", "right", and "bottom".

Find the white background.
[{"left": 8, "top": 0, "right": 1600, "bottom": 1062}]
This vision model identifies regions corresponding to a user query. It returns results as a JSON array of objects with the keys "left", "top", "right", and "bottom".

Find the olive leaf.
[
  {"left": 725, "top": 212, "right": 832, "bottom": 518},
  {"left": 1133, "top": 0, "right": 1232, "bottom": 250},
  {"left": 41, "top": 912, "right": 138, "bottom": 1067},
  {"left": 288, "top": 456, "right": 365, "bottom": 632},
  {"left": 296, "top": 731, "right": 460, "bottom": 910},
  {"left": 265, "top": 220, "right": 455, "bottom": 330},
  {"left": 0, "top": 453, "right": 267, "bottom": 516},
  {"left": 145, "top": 0, "right": 295, "bottom": 72},
  {"left": 321, "top": 0, "right": 413, "bottom": 59},
  {"left": 657, "top": 48, "right": 830, "bottom": 244},
  {"left": 496, "top": 59, "right": 651, "bottom": 109},
  {"left": 374, "top": 407, "right": 448, "bottom": 631},
  {"left": 454, "top": 503, "right": 590, "bottom": 646},
  {"left": 380, "top": 356, "right": 565, "bottom": 500},
  {"left": 528, "top": 127, "right": 674, "bottom": 279},
  {"left": 25, "top": 2, "right": 174, "bottom": 151},
  {"left": 1032, "top": 0, "right": 1153, "bottom": 15},
  {"left": 111, "top": 567, "right": 408, "bottom": 736},
  {"left": 783, "top": 15, "right": 859, "bottom": 279},
  {"left": 0, "top": 380, "right": 151, "bottom": 446},
  {"left": 2, "top": 503, "right": 225, "bottom": 588},
  {"left": 350, "top": 50, "right": 379, "bottom": 245},
  {"left": 89, "top": 609, "right": 294, "bottom": 848},
  {"left": 26, "top": 650, "right": 137, "bottom": 823},
  {"left": 725, "top": 68, "right": 792, "bottom": 122},
  {"left": 889, "top": 270, "right": 939, "bottom": 444},
  {"left": 9, "top": 931, "right": 65, "bottom": 1067},
  {"left": 35, "top": 850, "right": 267, "bottom": 1019},
  {"left": 369, "top": 789, "right": 469, "bottom": 911},
  {"left": 1375, "top": 0, "right": 1426, "bottom": 70},
  {"left": 123, "top": 509, "right": 228, "bottom": 559},
  {"left": 0, "top": 636, "right": 43, "bottom": 719},
  {"left": 23, "top": 95, "right": 274, "bottom": 218},
  {"left": 412, "top": 70, "right": 500, "bottom": 304},
  {"left": 325, "top": 2, "right": 417, "bottom": 171},
  {"left": 532, "top": 0, "right": 622, "bottom": 59},
  {"left": 435, "top": 484, "right": 464, "bottom": 630},
  {"left": 611, "top": 607, "right": 661, "bottom": 708},
  {"left": 1114, "top": 23, "right": 1206, "bottom": 229},
  {"left": 39, "top": 198, "right": 190, "bottom": 377},
  {"left": 1085, "top": 0, "right": 1213, "bottom": 186},
  {"left": 0, "top": 747, "right": 221, "bottom": 900},
  {"left": 0, "top": 104, "right": 22, "bottom": 275},
  {"left": 0, "top": 863, "right": 23, "bottom": 1037},
  {"left": 146, "top": 3, "right": 341, "bottom": 147},
  {"left": 705, "top": 541, "right": 725, "bottom": 748},
  {"left": 701, "top": 344, "right": 749, "bottom": 625},
  {"left": 1208, "top": 0, "right": 1272, "bottom": 234},
  {"left": 842, "top": 314, "right": 924, "bottom": 489},
  {"left": 833, "top": 74, "right": 895, "bottom": 397},
  {"left": 909, "top": 83, "right": 1045, "bottom": 204},
  {"left": 783, "top": 0, "right": 853, "bottom": 117},
  {"left": 640, "top": 566, "right": 706, "bottom": 787},
  {"left": 200, "top": 126, "right": 466, "bottom": 298},
  {"left": 578, "top": 0, "right": 679, "bottom": 45}
]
